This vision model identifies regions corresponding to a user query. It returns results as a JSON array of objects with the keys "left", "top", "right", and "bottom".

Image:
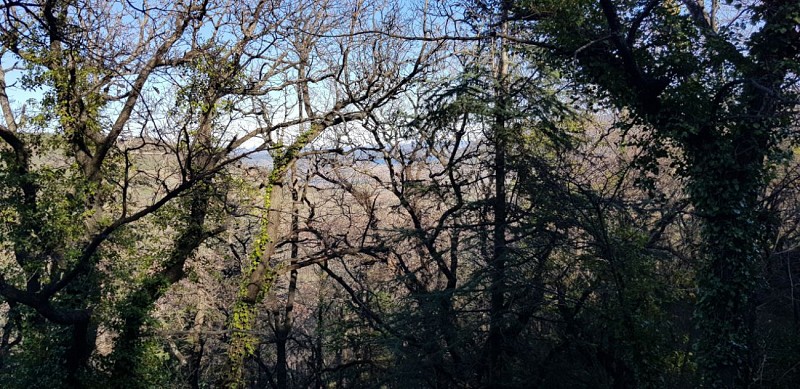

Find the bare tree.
[
  {"left": 0, "top": 0, "right": 437, "bottom": 385},
  {"left": 222, "top": 0, "right": 442, "bottom": 385}
]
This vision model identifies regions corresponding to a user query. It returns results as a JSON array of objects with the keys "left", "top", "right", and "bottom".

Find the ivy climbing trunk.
[
  {"left": 227, "top": 178, "right": 285, "bottom": 387},
  {"left": 686, "top": 137, "right": 764, "bottom": 387},
  {"left": 226, "top": 122, "right": 327, "bottom": 387},
  {"left": 225, "top": 105, "right": 370, "bottom": 385},
  {"left": 684, "top": 41, "right": 791, "bottom": 385},
  {"left": 513, "top": 0, "right": 800, "bottom": 386}
]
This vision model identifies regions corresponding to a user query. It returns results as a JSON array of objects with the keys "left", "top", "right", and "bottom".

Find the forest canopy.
[{"left": 0, "top": 0, "right": 798, "bottom": 388}]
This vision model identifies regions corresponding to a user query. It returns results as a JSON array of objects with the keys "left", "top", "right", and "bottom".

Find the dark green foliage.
[{"left": 511, "top": 0, "right": 800, "bottom": 386}]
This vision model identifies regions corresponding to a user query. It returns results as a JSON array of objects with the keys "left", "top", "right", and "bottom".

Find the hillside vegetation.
[{"left": 0, "top": 1, "right": 798, "bottom": 388}]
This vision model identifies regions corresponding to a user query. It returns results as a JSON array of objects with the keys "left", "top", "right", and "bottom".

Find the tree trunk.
[
  {"left": 487, "top": 5, "right": 510, "bottom": 387},
  {"left": 687, "top": 130, "right": 765, "bottom": 388},
  {"left": 65, "top": 318, "right": 97, "bottom": 387},
  {"left": 275, "top": 182, "right": 301, "bottom": 389},
  {"left": 110, "top": 181, "right": 211, "bottom": 382},
  {"left": 275, "top": 329, "right": 289, "bottom": 389}
]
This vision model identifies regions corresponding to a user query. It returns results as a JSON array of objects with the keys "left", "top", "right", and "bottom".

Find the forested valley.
[{"left": 0, "top": 0, "right": 798, "bottom": 388}]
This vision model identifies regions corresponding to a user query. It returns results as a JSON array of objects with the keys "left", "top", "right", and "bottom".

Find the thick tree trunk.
[
  {"left": 110, "top": 181, "right": 211, "bottom": 382},
  {"left": 65, "top": 318, "right": 97, "bottom": 387},
  {"left": 687, "top": 129, "right": 766, "bottom": 388}
]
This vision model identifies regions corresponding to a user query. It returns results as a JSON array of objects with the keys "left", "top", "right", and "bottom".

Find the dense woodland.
[{"left": 0, "top": 0, "right": 798, "bottom": 388}]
